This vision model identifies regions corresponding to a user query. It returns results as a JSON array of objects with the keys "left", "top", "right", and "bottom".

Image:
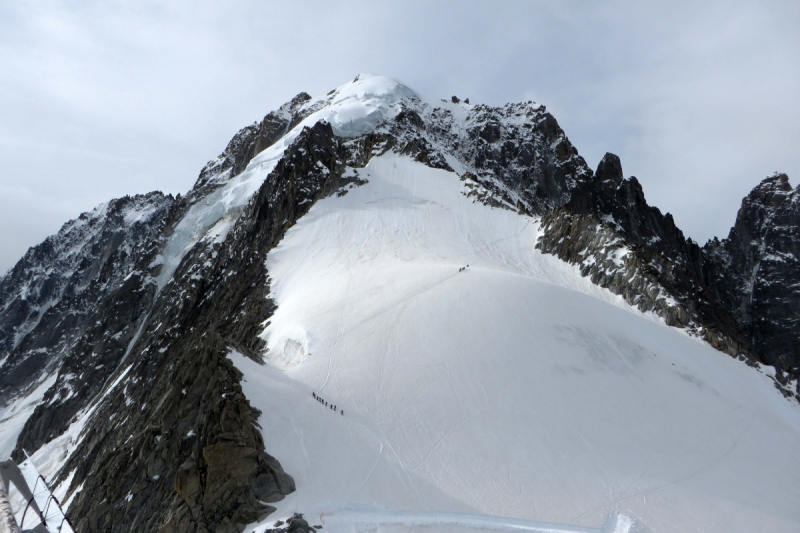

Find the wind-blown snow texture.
[{"left": 1, "top": 75, "right": 799, "bottom": 533}]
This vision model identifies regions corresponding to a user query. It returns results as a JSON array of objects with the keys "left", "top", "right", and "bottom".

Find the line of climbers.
[
  {"left": 459, "top": 264, "right": 470, "bottom": 272},
  {"left": 312, "top": 391, "right": 343, "bottom": 415}
]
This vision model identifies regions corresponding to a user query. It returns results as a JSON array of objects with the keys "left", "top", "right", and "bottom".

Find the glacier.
[{"left": 229, "top": 153, "right": 800, "bottom": 532}]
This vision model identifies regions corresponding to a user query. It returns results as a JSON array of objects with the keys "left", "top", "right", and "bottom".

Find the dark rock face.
[
  {"left": 2, "top": 81, "right": 799, "bottom": 533},
  {"left": 414, "top": 102, "right": 592, "bottom": 215},
  {"left": 60, "top": 332, "right": 292, "bottom": 533},
  {"left": 0, "top": 192, "right": 177, "bottom": 433},
  {"left": 704, "top": 174, "right": 800, "bottom": 373},
  {"left": 537, "top": 155, "right": 799, "bottom": 394},
  {"left": 537, "top": 153, "right": 742, "bottom": 352}
]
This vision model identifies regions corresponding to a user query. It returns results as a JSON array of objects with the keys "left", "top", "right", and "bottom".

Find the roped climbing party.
[{"left": 312, "top": 391, "right": 343, "bottom": 415}]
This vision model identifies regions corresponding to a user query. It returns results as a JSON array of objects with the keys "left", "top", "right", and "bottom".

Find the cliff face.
[
  {"left": 537, "top": 153, "right": 747, "bottom": 357},
  {"left": 0, "top": 192, "right": 177, "bottom": 444},
  {"left": 1, "top": 75, "right": 798, "bottom": 533},
  {"left": 704, "top": 174, "right": 800, "bottom": 375},
  {"left": 537, "top": 154, "right": 799, "bottom": 394},
  {"left": 41, "top": 121, "right": 346, "bottom": 533}
]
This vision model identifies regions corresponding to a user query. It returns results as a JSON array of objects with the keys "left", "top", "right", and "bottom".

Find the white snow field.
[{"left": 231, "top": 153, "right": 800, "bottom": 533}]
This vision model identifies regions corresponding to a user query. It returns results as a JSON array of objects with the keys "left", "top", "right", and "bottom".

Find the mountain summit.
[{"left": 1, "top": 75, "right": 799, "bottom": 533}]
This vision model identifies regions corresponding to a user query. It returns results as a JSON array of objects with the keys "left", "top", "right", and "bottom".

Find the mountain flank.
[{"left": 0, "top": 75, "right": 797, "bottom": 532}]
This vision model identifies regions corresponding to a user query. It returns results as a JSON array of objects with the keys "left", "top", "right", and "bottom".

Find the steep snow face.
[
  {"left": 0, "top": 373, "right": 56, "bottom": 459},
  {"left": 260, "top": 153, "right": 647, "bottom": 371},
  {"left": 297, "top": 74, "right": 419, "bottom": 138},
  {"left": 233, "top": 154, "right": 800, "bottom": 533},
  {"left": 155, "top": 75, "right": 419, "bottom": 289}
]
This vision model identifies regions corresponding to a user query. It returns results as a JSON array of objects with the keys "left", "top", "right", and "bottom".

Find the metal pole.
[
  {"left": 0, "top": 485, "right": 21, "bottom": 533},
  {"left": 0, "top": 460, "right": 44, "bottom": 526}
]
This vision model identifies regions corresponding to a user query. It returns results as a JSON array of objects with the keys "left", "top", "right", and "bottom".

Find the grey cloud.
[{"left": 1, "top": 0, "right": 798, "bottom": 272}]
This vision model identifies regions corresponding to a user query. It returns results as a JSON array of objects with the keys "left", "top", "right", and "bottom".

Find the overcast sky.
[{"left": 1, "top": 0, "right": 798, "bottom": 273}]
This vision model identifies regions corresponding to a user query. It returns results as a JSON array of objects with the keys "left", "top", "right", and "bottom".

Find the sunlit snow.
[
  {"left": 155, "top": 75, "right": 419, "bottom": 290},
  {"left": 230, "top": 153, "right": 800, "bottom": 533}
]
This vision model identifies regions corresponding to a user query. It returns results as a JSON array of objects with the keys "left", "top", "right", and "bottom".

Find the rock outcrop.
[
  {"left": 0, "top": 192, "right": 177, "bottom": 447},
  {"left": 537, "top": 155, "right": 799, "bottom": 396},
  {"left": 704, "top": 174, "right": 800, "bottom": 376}
]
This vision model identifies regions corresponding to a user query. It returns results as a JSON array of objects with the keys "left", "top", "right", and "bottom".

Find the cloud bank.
[{"left": 1, "top": 0, "right": 798, "bottom": 272}]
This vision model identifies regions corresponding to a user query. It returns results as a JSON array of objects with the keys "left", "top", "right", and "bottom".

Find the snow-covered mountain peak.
[
  {"left": 317, "top": 74, "right": 420, "bottom": 109},
  {"left": 1, "top": 75, "right": 799, "bottom": 533},
  {"left": 245, "top": 76, "right": 418, "bottom": 173},
  {"left": 281, "top": 74, "right": 419, "bottom": 141}
]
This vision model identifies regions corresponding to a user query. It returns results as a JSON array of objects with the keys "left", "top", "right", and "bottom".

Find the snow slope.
[
  {"left": 155, "top": 75, "right": 418, "bottom": 290},
  {"left": 232, "top": 153, "right": 800, "bottom": 533},
  {"left": 0, "top": 373, "right": 56, "bottom": 460}
]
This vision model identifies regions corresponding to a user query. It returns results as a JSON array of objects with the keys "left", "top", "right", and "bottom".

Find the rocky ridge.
[
  {"left": 375, "top": 87, "right": 799, "bottom": 392},
  {"left": 704, "top": 174, "right": 800, "bottom": 381},
  {"left": 0, "top": 192, "right": 176, "bottom": 443},
  {"left": 1, "top": 75, "right": 798, "bottom": 532},
  {"left": 536, "top": 155, "right": 799, "bottom": 397}
]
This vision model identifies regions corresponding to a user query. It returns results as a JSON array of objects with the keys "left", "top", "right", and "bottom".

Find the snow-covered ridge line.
[
  {"left": 154, "top": 75, "right": 420, "bottom": 290},
  {"left": 161, "top": 73, "right": 583, "bottom": 295}
]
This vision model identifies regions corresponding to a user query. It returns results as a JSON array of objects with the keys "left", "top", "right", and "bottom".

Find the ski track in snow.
[{"left": 230, "top": 152, "right": 800, "bottom": 533}]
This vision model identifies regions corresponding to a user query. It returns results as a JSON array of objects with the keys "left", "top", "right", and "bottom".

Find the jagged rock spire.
[{"left": 595, "top": 152, "right": 623, "bottom": 183}]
